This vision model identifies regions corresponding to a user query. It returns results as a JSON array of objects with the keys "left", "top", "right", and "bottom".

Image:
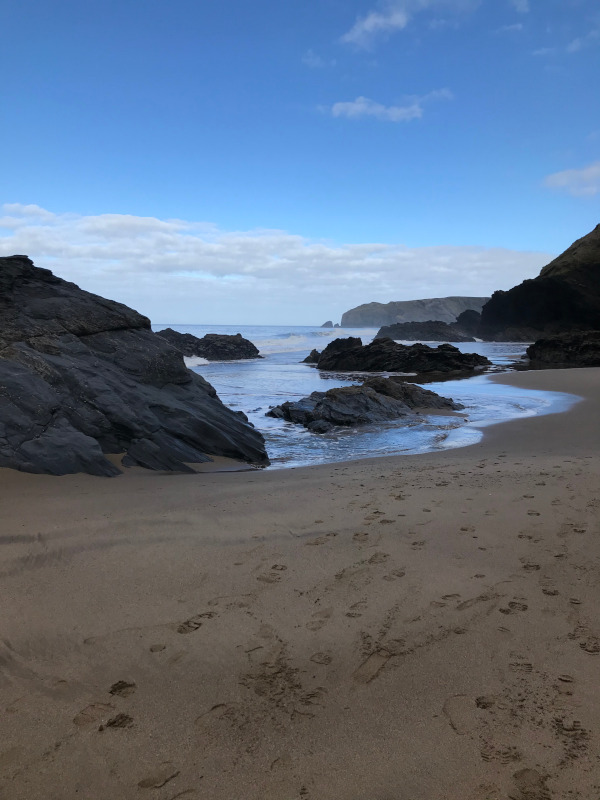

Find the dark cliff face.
[
  {"left": 0, "top": 256, "right": 269, "bottom": 476},
  {"left": 479, "top": 224, "right": 600, "bottom": 341}
]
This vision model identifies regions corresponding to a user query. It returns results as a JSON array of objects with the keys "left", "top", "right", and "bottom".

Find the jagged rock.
[
  {"left": 455, "top": 309, "right": 481, "bottom": 336},
  {"left": 156, "top": 328, "right": 261, "bottom": 360},
  {"left": 375, "top": 320, "right": 475, "bottom": 342},
  {"left": 0, "top": 255, "right": 269, "bottom": 476},
  {"left": 479, "top": 224, "right": 600, "bottom": 341},
  {"left": 302, "top": 348, "right": 321, "bottom": 363},
  {"left": 315, "top": 337, "right": 490, "bottom": 374},
  {"left": 266, "top": 377, "right": 463, "bottom": 433},
  {"left": 321, "top": 320, "right": 334, "bottom": 328},
  {"left": 341, "top": 297, "right": 489, "bottom": 327},
  {"left": 526, "top": 331, "right": 600, "bottom": 366}
]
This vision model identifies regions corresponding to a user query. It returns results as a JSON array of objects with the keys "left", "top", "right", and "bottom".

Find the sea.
[{"left": 152, "top": 324, "right": 579, "bottom": 469}]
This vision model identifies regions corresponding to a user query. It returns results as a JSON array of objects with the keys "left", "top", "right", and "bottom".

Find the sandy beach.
[{"left": 1, "top": 367, "right": 599, "bottom": 800}]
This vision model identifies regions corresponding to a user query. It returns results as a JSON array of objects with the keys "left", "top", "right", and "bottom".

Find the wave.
[{"left": 184, "top": 356, "right": 210, "bottom": 366}]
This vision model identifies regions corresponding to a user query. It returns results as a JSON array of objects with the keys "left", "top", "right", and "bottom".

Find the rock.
[
  {"left": 341, "top": 297, "right": 489, "bottom": 327},
  {"left": 321, "top": 320, "right": 334, "bottom": 328},
  {"left": 455, "top": 309, "right": 481, "bottom": 336},
  {"left": 334, "top": 323, "right": 340, "bottom": 328},
  {"left": 0, "top": 255, "right": 269, "bottom": 476},
  {"left": 266, "top": 377, "right": 463, "bottom": 433},
  {"left": 479, "top": 224, "right": 600, "bottom": 341},
  {"left": 315, "top": 337, "right": 490, "bottom": 374},
  {"left": 156, "top": 328, "right": 261, "bottom": 360},
  {"left": 375, "top": 320, "right": 475, "bottom": 342},
  {"left": 302, "top": 348, "right": 321, "bottom": 363},
  {"left": 526, "top": 331, "right": 600, "bottom": 366}
]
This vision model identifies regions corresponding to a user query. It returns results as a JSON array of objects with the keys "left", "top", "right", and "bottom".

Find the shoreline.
[{"left": 1, "top": 366, "right": 599, "bottom": 799}]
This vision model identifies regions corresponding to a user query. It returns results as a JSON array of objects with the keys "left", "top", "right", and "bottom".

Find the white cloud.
[
  {"left": 302, "top": 49, "right": 336, "bottom": 68},
  {"left": 510, "top": 0, "right": 529, "bottom": 13},
  {"left": 0, "top": 203, "right": 553, "bottom": 325},
  {"left": 330, "top": 89, "right": 452, "bottom": 122},
  {"left": 497, "top": 23, "right": 523, "bottom": 33},
  {"left": 341, "top": 5, "right": 411, "bottom": 48},
  {"left": 566, "top": 29, "right": 599, "bottom": 53},
  {"left": 544, "top": 161, "right": 600, "bottom": 197}
]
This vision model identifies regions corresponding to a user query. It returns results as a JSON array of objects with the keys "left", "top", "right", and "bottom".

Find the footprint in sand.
[
  {"left": 73, "top": 703, "right": 114, "bottom": 727},
  {"left": 305, "top": 533, "right": 338, "bottom": 546},
  {"left": 177, "top": 612, "right": 217, "bottom": 634},
  {"left": 353, "top": 532, "right": 369, "bottom": 543},
  {"left": 480, "top": 744, "right": 522, "bottom": 764},
  {"left": 99, "top": 713, "right": 134, "bottom": 731},
  {"left": 367, "top": 552, "right": 389, "bottom": 565},
  {"left": 352, "top": 649, "right": 391, "bottom": 684},
  {"left": 499, "top": 602, "right": 528, "bottom": 615},
  {"left": 306, "top": 608, "right": 333, "bottom": 631},
  {"left": 383, "top": 569, "right": 406, "bottom": 582},
  {"left": 443, "top": 695, "right": 478, "bottom": 735},
  {"left": 510, "top": 768, "right": 550, "bottom": 800},
  {"left": 256, "top": 573, "right": 282, "bottom": 584},
  {"left": 310, "top": 652, "right": 332, "bottom": 665},
  {"left": 109, "top": 680, "right": 136, "bottom": 697},
  {"left": 346, "top": 600, "right": 367, "bottom": 618},
  {"left": 138, "top": 763, "right": 180, "bottom": 789}
]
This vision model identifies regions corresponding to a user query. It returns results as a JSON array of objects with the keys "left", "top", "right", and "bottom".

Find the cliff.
[
  {"left": 479, "top": 224, "right": 600, "bottom": 341},
  {"left": 341, "top": 297, "right": 489, "bottom": 327}
]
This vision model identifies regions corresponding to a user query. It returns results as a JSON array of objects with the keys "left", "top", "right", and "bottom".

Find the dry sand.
[{"left": 0, "top": 367, "right": 599, "bottom": 800}]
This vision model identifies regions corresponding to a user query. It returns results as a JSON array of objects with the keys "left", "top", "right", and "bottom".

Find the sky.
[{"left": 1, "top": 0, "right": 599, "bottom": 324}]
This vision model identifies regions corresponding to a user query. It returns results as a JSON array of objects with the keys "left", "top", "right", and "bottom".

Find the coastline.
[{"left": 1, "top": 367, "right": 599, "bottom": 799}]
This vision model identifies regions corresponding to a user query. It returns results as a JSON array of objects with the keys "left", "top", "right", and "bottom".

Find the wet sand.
[{"left": 0, "top": 367, "right": 599, "bottom": 799}]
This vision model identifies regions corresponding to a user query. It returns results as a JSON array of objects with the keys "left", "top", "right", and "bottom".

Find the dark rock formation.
[
  {"left": 375, "top": 320, "right": 475, "bottom": 342},
  {"left": 341, "top": 297, "right": 489, "bottom": 327},
  {"left": 302, "top": 348, "right": 321, "bottom": 364},
  {"left": 334, "top": 323, "right": 340, "bottom": 328},
  {"left": 266, "top": 377, "right": 463, "bottom": 433},
  {"left": 479, "top": 224, "right": 600, "bottom": 341},
  {"left": 321, "top": 320, "right": 333, "bottom": 328},
  {"left": 315, "top": 337, "right": 490, "bottom": 374},
  {"left": 0, "top": 255, "right": 268, "bottom": 476},
  {"left": 455, "top": 309, "right": 481, "bottom": 336},
  {"left": 156, "top": 328, "right": 261, "bottom": 360},
  {"left": 526, "top": 331, "right": 600, "bottom": 367}
]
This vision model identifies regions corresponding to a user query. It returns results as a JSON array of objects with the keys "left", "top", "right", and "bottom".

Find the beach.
[{"left": 1, "top": 367, "right": 599, "bottom": 800}]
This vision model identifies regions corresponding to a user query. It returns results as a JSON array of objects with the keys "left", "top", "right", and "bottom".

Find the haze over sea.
[{"left": 153, "top": 324, "right": 578, "bottom": 468}]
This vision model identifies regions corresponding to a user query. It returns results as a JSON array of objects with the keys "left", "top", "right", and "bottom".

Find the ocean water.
[{"left": 152, "top": 324, "right": 579, "bottom": 468}]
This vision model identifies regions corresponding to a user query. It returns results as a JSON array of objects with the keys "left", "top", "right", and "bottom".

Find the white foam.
[{"left": 184, "top": 356, "right": 210, "bottom": 367}]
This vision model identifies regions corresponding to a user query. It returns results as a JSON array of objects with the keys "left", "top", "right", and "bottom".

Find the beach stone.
[
  {"left": 526, "top": 331, "right": 600, "bottom": 367},
  {"left": 266, "top": 376, "right": 463, "bottom": 433},
  {"left": 0, "top": 255, "right": 269, "bottom": 476},
  {"left": 156, "top": 328, "right": 261, "bottom": 360},
  {"left": 315, "top": 336, "right": 490, "bottom": 374}
]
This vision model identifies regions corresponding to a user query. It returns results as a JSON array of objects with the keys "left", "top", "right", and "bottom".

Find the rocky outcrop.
[
  {"left": 526, "top": 331, "right": 600, "bottom": 366},
  {"left": 313, "top": 337, "right": 490, "bottom": 374},
  {"left": 479, "top": 224, "right": 600, "bottom": 341},
  {"left": 341, "top": 297, "right": 489, "bottom": 327},
  {"left": 321, "top": 320, "right": 334, "bottom": 328},
  {"left": 302, "top": 349, "right": 321, "bottom": 364},
  {"left": 156, "top": 328, "right": 261, "bottom": 360},
  {"left": 375, "top": 320, "right": 475, "bottom": 342},
  {"left": 0, "top": 255, "right": 269, "bottom": 476},
  {"left": 266, "top": 377, "right": 463, "bottom": 433}
]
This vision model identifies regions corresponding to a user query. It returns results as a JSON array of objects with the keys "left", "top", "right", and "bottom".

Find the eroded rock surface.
[
  {"left": 0, "top": 255, "right": 268, "bottom": 475},
  {"left": 375, "top": 320, "right": 475, "bottom": 342},
  {"left": 313, "top": 337, "right": 490, "bottom": 374},
  {"left": 267, "top": 376, "right": 463, "bottom": 433},
  {"left": 526, "top": 331, "right": 600, "bottom": 366},
  {"left": 156, "top": 328, "right": 261, "bottom": 360}
]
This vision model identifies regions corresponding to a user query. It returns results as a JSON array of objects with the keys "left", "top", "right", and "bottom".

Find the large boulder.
[
  {"left": 0, "top": 256, "right": 269, "bottom": 476},
  {"left": 314, "top": 337, "right": 490, "bottom": 374},
  {"left": 341, "top": 296, "right": 489, "bottom": 327},
  {"left": 375, "top": 320, "right": 475, "bottom": 342},
  {"left": 266, "top": 377, "right": 463, "bottom": 433},
  {"left": 479, "top": 224, "right": 600, "bottom": 341},
  {"left": 526, "top": 331, "right": 600, "bottom": 366},
  {"left": 156, "top": 328, "right": 261, "bottom": 360}
]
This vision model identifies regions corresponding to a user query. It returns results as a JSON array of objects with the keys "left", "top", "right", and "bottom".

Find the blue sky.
[{"left": 1, "top": 0, "right": 599, "bottom": 323}]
